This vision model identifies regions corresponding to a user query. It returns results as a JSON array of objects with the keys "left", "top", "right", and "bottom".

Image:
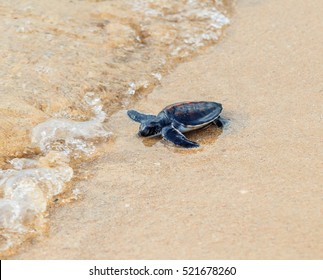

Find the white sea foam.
[
  {"left": 0, "top": 94, "right": 111, "bottom": 254},
  {"left": 132, "top": 0, "right": 230, "bottom": 57},
  {"left": 31, "top": 92, "right": 111, "bottom": 156},
  {"left": 0, "top": 152, "right": 73, "bottom": 251},
  {"left": 127, "top": 82, "right": 136, "bottom": 95}
]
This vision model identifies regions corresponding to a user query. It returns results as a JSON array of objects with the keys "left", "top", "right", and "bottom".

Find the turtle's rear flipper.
[
  {"left": 162, "top": 125, "right": 199, "bottom": 148},
  {"left": 127, "top": 110, "right": 156, "bottom": 123},
  {"left": 214, "top": 116, "right": 229, "bottom": 128}
]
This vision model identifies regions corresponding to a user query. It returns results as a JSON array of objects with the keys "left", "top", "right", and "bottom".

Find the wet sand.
[{"left": 13, "top": 0, "right": 323, "bottom": 259}]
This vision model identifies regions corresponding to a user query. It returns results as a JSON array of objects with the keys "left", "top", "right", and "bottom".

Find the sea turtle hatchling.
[{"left": 127, "top": 101, "right": 225, "bottom": 148}]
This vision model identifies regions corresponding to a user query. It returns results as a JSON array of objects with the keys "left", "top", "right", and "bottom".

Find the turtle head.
[{"left": 139, "top": 120, "right": 162, "bottom": 137}]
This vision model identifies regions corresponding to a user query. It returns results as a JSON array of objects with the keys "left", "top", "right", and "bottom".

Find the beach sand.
[{"left": 11, "top": 0, "right": 323, "bottom": 259}]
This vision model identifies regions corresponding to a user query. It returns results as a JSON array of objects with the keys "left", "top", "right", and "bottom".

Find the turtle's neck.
[{"left": 156, "top": 111, "right": 172, "bottom": 127}]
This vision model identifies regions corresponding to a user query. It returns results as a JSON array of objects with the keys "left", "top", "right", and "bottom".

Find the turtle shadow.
[
  {"left": 141, "top": 136, "right": 160, "bottom": 147},
  {"left": 141, "top": 124, "right": 223, "bottom": 151}
]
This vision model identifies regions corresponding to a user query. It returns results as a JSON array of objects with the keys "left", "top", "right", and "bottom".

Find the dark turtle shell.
[{"left": 163, "top": 101, "right": 222, "bottom": 126}]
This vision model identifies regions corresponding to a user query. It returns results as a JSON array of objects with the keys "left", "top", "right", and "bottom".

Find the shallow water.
[{"left": 0, "top": 0, "right": 233, "bottom": 257}]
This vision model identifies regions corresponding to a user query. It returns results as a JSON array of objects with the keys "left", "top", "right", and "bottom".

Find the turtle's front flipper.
[
  {"left": 161, "top": 125, "right": 199, "bottom": 148},
  {"left": 127, "top": 110, "right": 156, "bottom": 123}
]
